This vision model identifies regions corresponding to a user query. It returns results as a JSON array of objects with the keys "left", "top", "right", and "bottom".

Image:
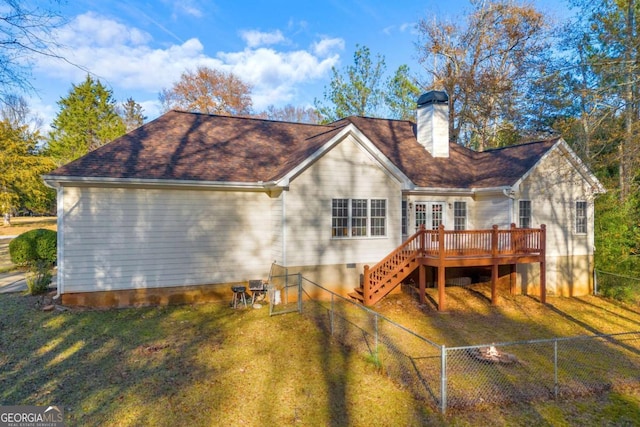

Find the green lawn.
[{"left": 1, "top": 288, "right": 640, "bottom": 426}]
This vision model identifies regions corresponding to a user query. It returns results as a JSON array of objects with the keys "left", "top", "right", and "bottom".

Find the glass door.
[{"left": 415, "top": 202, "right": 445, "bottom": 231}]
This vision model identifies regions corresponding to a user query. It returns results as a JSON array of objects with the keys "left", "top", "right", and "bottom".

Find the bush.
[
  {"left": 9, "top": 228, "right": 57, "bottom": 267},
  {"left": 25, "top": 261, "right": 53, "bottom": 295}
]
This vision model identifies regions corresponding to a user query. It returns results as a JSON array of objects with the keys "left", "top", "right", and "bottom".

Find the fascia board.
[
  {"left": 277, "top": 123, "right": 413, "bottom": 189},
  {"left": 42, "top": 175, "right": 277, "bottom": 191}
]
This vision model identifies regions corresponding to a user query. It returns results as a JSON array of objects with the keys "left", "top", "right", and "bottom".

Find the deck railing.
[
  {"left": 362, "top": 224, "right": 546, "bottom": 307},
  {"left": 423, "top": 224, "right": 545, "bottom": 257}
]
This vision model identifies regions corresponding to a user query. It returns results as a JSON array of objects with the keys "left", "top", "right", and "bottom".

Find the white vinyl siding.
[
  {"left": 471, "top": 195, "right": 509, "bottom": 229},
  {"left": 285, "top": 135, "right": 401, "bottom": 266},
  {"left": 519, "top": 147, "right": 595, "bottom": 258},
  {"left": 60, "top": 187, "right": 274, "bottom": 293}
]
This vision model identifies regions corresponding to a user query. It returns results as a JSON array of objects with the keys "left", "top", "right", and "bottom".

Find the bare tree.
[
  {"left": 256, "top": 104, "right": 321, "bottom": 124},
  {"left": 0, "top": 1, "right": 65, "bottom": 104},
  {"left": 416, "top": 0, "right": 549, "bottom": 150},
  {"left": 159, "top": 66, "right": 253, "bottom": 116}
]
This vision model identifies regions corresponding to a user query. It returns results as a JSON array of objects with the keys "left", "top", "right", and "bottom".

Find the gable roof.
[{"left": 44, "top": 110, "right": 569, "bottom": 191}]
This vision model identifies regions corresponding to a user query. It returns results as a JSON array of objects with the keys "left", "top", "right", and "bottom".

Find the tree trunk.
[{"left": 621, "top": 0, "right": 636, "bottom": 201}]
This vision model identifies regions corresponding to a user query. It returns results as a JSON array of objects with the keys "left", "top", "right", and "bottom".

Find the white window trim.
[
  {"left": 519, "top": 200, "right": 532, "bottom": 229},
  {"left": 453, "top": 201, "right": 467, "bottom": 231},
  {"left": 575, "top": 200, "right": 588, "bottom": 235},
  {"left": 331, "top": 198, "right": 387, "bottom": 239}
]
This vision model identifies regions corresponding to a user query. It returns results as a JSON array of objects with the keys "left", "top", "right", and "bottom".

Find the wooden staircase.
[{"left": 348, "top": 227, "right": 425, "bottom": 306}]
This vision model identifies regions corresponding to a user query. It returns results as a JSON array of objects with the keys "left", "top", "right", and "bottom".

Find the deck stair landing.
[{"left": 349, "top": 224, "right": 546, "bottom": 310}]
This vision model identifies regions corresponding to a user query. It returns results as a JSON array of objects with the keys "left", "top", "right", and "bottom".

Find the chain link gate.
[{"left": 268, "top": 269, "right": 302, "bottom": 316}]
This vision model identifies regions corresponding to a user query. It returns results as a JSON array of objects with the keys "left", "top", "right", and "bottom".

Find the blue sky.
[{"left": 25, "top": 0, "right": 573, "bottom": 129}]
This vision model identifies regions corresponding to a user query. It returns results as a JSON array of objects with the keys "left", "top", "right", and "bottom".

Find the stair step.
[{"left": 348, "top": 291, "right": 364, "bottom": 303}]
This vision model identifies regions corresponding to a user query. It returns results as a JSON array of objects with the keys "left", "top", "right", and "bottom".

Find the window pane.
[
  {"left": 332, "top": 199, "right": 349, "bottom": 237},
  {"left": 576, "top": 201, "right": 587, "bottom": 234},
  {"left": 371, "top": 199, "right": 386, "bottom": 236},
  {"left": 431, "top": 204, "right": 443, "bottom": 230},
  {"left": 351, "top": 199, "right": 367, "bottom": 236},
  {"left": 519, "top": 200, "right": 531, "bottom": 228},
  {"left": 454, "top": 201, "right": 466, "bottom": 231},
  {"left": 401, "top": 201, "right": 407, "bottom": 235}
]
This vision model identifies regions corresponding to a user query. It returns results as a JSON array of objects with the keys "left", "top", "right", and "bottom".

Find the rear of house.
[{"left": 44, "top": 92, "right": 605, "bottom": 307}]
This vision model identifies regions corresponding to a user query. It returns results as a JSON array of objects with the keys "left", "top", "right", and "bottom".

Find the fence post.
[
  {"left": 363, "top": 265, "right": 370, "bottom": 306},
  {"left": 554, "top": 339, "right": 559, "bottom": 399},
  {"left": 330, "top": 294, "right": 334, "bottom": 335},
  {"left": 374, "top": 313, "right": 379, "bottom": 356},
  {"left": 441, "top": 345, "right": 447, "bottom": 414},
  {"left": 297, "top": 273, "right": 302, "bottom": 313}
]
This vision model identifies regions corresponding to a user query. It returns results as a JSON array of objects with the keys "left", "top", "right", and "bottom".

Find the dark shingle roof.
[{"left": 47, "top": 110, "right": 559, "bottom": 189}]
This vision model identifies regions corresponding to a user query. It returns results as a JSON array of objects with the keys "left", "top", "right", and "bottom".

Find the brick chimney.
[{"left": 416, "top": 91, "right": 449, "bottom": 158}]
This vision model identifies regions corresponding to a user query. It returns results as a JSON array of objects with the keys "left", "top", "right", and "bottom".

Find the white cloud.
[
  {"left": 219, "top": 46, "right": 341, "bottom": 109},
  {"left": 171, "top": 0, "right": 203, "bottom": 19},
  {"left": 312, "top": 37, "right": 345, "bottom": 57},
  {"left": 56, "top": 12, "right": 151, "bottom": 47},
  {"left": 29, "top": 12, "right": 344, "bottom": 117},
  {"left": 240, "top": 29, "right": 286, "bottom": 48}
]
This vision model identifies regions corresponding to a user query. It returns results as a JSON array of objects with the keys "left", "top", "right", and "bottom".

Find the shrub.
[
  {"left": 8, "top": 229, "right": 57, "bottom": 267},
  {"left": 25, "top": 261, "right": 53, "bottom": 295}
]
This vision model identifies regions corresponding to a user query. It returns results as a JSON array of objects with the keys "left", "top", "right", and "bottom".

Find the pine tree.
[
  {"left": 120, "top": 97, "right": 147, "bottom": 132},
  {"left": 46, "top": 75, "right": 126, "bottom": 165},
  {"left": 0, "top": 119, "right": 54, "bottom": 224}
]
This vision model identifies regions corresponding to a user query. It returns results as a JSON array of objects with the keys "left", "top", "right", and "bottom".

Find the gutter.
[
  {"left": 406, "top": 185, "right": 513, "bottom": 197},
  {"left": 42, "top": 175, "right": 281, "bottom": 191}
]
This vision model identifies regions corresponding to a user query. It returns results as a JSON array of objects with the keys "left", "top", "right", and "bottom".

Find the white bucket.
[{"left": 273, "top": 290, "right": 281, "bottom": 305}]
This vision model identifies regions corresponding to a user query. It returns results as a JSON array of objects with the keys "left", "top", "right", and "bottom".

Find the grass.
[
  {"left": 0, "top": 216, "right": 57, "bottom": 237},
  {"left": 1, "top": 287, "right": 640, "bottom": 426}
]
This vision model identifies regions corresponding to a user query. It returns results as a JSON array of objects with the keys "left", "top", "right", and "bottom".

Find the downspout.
[
  {"left": 503, "top": 188, "right": 516, "bottom": 225},
  {"left": 53, "top": 186, "right": 63, "bottom": 300},
  {"left": 282, "top": 190, "right": 287, "bottom": 266}
]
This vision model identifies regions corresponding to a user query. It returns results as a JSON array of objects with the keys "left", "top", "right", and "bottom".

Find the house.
[{"left": 43, "top": 91, "right": 605, "bottom": 308}]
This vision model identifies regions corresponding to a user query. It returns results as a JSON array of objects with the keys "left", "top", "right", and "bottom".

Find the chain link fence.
[
  {"left": 267, "top": 271, "right": 640, "bottom": 413},
  {"left": 266, "top": 265, "right": 301, "bottom": 316},
  {"left": 445, "top": 332, "right": 640, "bottom": 409},
  {"left": 595, "top": 269, "right": 640, "bottom": 302}
]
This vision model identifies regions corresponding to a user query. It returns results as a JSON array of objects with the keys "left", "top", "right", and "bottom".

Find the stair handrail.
[{"left": 363, "top": 225, "right": 426, "bottom": 304}]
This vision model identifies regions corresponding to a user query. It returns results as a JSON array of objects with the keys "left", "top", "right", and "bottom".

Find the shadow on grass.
[{"left": 0, "top": 294, "right": 236, "bottom": 425}]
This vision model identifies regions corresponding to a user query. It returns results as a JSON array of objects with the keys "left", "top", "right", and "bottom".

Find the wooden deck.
[{"left": 351, "top": 224, "right": 546, "bottom": 310}]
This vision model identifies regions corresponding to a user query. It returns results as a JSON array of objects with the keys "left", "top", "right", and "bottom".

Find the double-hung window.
[
  {"left": 519, "top": 200, "right": 531, "bottom": 228},
  {"left": 453, "top": 201, "right": 467, "bottom": 230},
  {"left": 370, "top": 199, "right": 386, "bottom": 236},
  {"left": 332, "top": 199, "right": 349, "bottom": 237},
  {"left": 332, "top": 198, "right": 386, "bottom": 238},
  {"left": 351, "top": 199, "right": 368, "bottom": 237},
  {"left": 575, "top": 201, "right": 587, "bottom": 234}
]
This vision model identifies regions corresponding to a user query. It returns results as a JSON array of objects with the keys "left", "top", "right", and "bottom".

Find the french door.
[{"left": 415, "top": 202, "right": 445, "bottom": 231}]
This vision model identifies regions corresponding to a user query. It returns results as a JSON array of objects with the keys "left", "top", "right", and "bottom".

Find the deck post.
[
  {"left": 510, "top": 264, "right": 517, "bottom": 295},
  {"left": 438, "top": 224, "right": 446, "bottom": 311},
  {"left": 419, "top": 264, "right": 426, "bottom": 304},
  {"left": 363, "top": 265, "right": 370, "bottom": 306},
  {"left": 540, "top": 224, "right": 546, "bottom": 304},
  {"left": 491, "top": 225, "right": 499, "bottom": 305}
]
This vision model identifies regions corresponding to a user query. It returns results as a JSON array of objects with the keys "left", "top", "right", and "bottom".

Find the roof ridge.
[
  {"left": 169, "top": 109, "right": 332, "bottom": 127},
  {"left": 480, "top": 137, "right": 560, "bottom": 153}
]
